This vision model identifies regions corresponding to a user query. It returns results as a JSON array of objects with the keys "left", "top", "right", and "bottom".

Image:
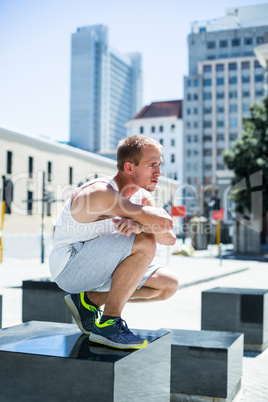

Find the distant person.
[{"left": 49, "top": 135, "right": 178, "bottom": 349}]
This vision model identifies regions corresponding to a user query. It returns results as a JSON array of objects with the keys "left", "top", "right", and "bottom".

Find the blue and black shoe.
[
  {"left": 89, "top": 317, "right": 148, "bottom": 349},
  {"left": 65, "top": 292, "right": 102, "bottom": 335}
]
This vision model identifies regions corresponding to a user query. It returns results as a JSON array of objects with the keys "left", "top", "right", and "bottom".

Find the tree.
[{"left": 223, "top": 96, "right": 268, "bottom": 216}]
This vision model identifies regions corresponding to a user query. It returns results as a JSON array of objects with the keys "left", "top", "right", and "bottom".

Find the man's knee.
[{"left": 133, "top": 232, "right": 156, "bottom": 258}]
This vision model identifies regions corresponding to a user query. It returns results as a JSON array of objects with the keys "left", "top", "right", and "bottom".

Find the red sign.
[
  {"left": 171, "top": 206, "right": 186, "bottom": 217},
  {"left": 212, "top": 208, "right": 224, "bottom": 221}
]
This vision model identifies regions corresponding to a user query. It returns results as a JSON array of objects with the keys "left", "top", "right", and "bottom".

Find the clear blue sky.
[{"left": 0, "top": 0, "right": 267, "bottom": 142}]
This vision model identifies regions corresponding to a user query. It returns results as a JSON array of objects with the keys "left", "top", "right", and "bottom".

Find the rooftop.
[{"left": 132, "top": 100, "right": 182, "bottom": 120}]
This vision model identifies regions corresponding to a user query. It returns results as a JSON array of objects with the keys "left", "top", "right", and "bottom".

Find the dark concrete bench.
[
  {"left": 201, "top": 287, "right": 268, "bottom": 352},
  {"left": 0, "top": 295, "right": 2, "bottom": 328},
  {"left": 22, "top": 278, "right": 73, "bottom": 323},
  {"left": 0, "top": 321, "right": 171, "bottom": 401},
  {"left": 170, "top": 329, "right": 243, "bottom": 401}
]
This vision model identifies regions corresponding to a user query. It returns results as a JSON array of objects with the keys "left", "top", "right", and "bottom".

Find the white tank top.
[{"left": 49, "top": 177, "right": 144, "bottom": 279}]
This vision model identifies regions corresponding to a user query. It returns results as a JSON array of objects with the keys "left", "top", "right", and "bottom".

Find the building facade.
[
  {"left": 70, "top": 24, "right": 142, "bottom": 153},
  {"left": 126, "top": 100, "right": 183, "bottom": 182},
  {"left": 183, "top": 4, "right": 268, "bottom": 217}
]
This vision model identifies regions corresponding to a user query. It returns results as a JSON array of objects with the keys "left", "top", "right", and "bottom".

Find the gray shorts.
[{"left": 55, "top": 233, "right": 161, "bottom": 294}]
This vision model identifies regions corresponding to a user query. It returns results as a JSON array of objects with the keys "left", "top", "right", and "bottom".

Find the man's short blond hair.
[{"left": 117, "top": 135, "right": 162, "bottom": 172}]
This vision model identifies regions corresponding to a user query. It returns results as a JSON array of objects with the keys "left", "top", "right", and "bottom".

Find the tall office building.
[
  {"left": 70, "top": 25, "right": 142, "bottom": 153},
  {"left": 183, "top": 4, "right": 268, "bottom": 215}
]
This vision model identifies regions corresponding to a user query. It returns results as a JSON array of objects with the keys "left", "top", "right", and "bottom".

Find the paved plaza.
[{"left": 0, "top": 242, "right": 268, "bottom": 401}]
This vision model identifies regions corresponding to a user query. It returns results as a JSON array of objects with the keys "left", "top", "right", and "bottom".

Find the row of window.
[
  {"left": 149, "top": 138, "right": 176, "bottom": 147},
  {"left": 5, "top": 151, "right": 73, "bottom": 185},
  {"left": 187, "top": 103, "right": 250, "bottom": 115},
  {"left": 206, "top": 36, "right": 264, "bottom": 50},
  {"left": 203, "top": 75, "right": 263, "bottom": 86},
  {"left": 203, "top": 60, "right": 261, "bottom": 73},
  {"left": 140, "top": 124, "right": 176, "bottom": 134},
  {"left": 186, "top": 133, "right": 237, "bottom": 142},
  {"left": 203, "top": 118, "right": 238, "bottom": 128},
  {"left": 203, "top": 89, "right": 264, "bottom": 100}
]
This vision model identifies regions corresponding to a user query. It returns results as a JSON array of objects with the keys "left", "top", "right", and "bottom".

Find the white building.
[
  {"left": 0, "top": 125, "right": 177, "bottom": 258},
  {"left": 125, "top": 100, "right": 183, "bottom": 182},
  {"left": 70, "top": 24, "right": 142, "bottom": 153}
]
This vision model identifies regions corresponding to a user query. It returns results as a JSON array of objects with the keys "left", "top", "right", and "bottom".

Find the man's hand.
[{"left": 112, "top": 218, "right": 143, "bottom": 237}]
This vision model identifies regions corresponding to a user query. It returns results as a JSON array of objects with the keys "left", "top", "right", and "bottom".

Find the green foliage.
[{"left": 223, "top": 96, "right": 268, "bottom": 214}]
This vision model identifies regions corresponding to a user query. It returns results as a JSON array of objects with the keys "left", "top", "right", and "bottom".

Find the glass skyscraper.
[{"left": 70, "top": 25, "right": 142, "bottom": 153}]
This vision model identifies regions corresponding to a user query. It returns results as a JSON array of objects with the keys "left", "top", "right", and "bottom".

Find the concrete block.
[
  {"left": 22, "top": 278, "right": 72, "bottom": 323},
  {"left": 0, "top": 321, "right": 171, "bottom": 402},
  {"left": 170, "top": 329, "right": 243, "bottom": 401},
  {"left": 201, "top": 287, "right": 268, "bottom": 352},
  {"left": 0, "top": 295, "right": 2, "bottom": 328}
]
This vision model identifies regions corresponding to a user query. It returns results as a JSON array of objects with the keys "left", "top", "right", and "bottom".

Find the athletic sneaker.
[
  {"left": 65, "top": 292, "right": 102, "bottom": 335},
  {"left": 89, "top": 317, "right": 148, "bottom": 349}
]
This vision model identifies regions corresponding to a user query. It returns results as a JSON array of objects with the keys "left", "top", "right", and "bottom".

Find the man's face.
[{"left": 132, "top": 146, "right": 163, "bottom": 192}]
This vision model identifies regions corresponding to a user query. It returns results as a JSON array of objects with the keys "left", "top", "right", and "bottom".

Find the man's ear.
[{"left": 124, "top": 161, "right": 134, "bottom": 175}]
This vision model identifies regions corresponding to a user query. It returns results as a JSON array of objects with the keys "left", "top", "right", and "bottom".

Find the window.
[
  {"left": 242, "top": 104, "right": 249, "bottom": 113},
  {"left": 229, "top": 104, "right": 237, "bottom": 113},
  {"left": 216, "top": 77, "right": 224, "bottom": 85},
  {"left": 257, "top": 36, "right": 264, "bottom": 44},
  {"left": 242, "top": 61, "right": 250, "bottom": 69},
  {"left": 203, "top": 135, "right": 212, "bottom": 142},
  {"left": 194, "top": 135, "right": 198, "bottom": 143},
  {"left": 217, "top": 148, "right": 224, "bottom": 156},
  {"left": 171, "top": 139, "right": 175, "bottom": 147},
  {"left": 219, "top": 40, "right": 228, "bottom": 48},
  {"left": 203, "top": 149, "right": 212, "bottom": 156},
  {"left": 203, "top": 79, "right": 212, "bottom": 86},
  {"left": 140, "top": 126, "right": 144, "bottom": 134},
  {"left": 151, "top": 126, "right": 155, "bottom": 133},
  {"left": 232, "top": 38, "right": 240, "bottom": 47},
  {"left": 28, "top": 156, "right": 33, "bottom": 178},
  {"left": 229, "top": 118, "right": 238, "bottom": 127},
  {"left": 229, "top": 90, "right": 237, "bottom": 99},
  {"left": 6, "top": 151, "right": 12, "bottom": 174},
  {"left": 217, "top": 106, "right": 224, "bottom": 113},
  {"left": 207, "top": 41, "right": 216, "bottom": 49},
  {"left": 159, "top": 138, "right": 164, "bottom": 145},
  {"left": 69, "top": 167, "right": 73, "bottom": 185},
  {"left": 47, "top": 161, "right": 52, "bottom": 182},
  {"left": 216, "top": 63, "right": 224, "bottom": 72},
  {"left": 187, "top": 80, "right": 192, "bottom": 87},
  {"left": 193, "top": 107, "right": 198, "bottom": 115},
  {"left": 203, "top": 92, "right": 212, "bottom": 100},
  {"left": 171, "top": 124, "right": 175, "bottom": 131},
  {"left": 217, "top": 134, "right": 224, "bottom": 141},
  {"left": 217, "top": 92, "right": 224, "bottom": 99},
  {"left": 207, "top": 55, "right": 215, "bottom": 60},
  {"left": 171, "top": 154, "right": 175, "bottom": 163},
  {"left": 187, "top": 108, "right": 191, "bottom": 115},
  {"left": 159, "top": 125, "right": 164, "bottom": 132},
  {"left": 242, "top": 75, "right": 250, "bottom": 83},
  {"left": 255, "top": 74, "right": 264, "bottom": 82},
  {"left": 193, "top": 79, "right": 198, "bottom": 87},
  {"left": 229, "top": 62, "right": 237, "bottom": 71},
  {"left": 194, "top": 121, "right": 199, "bottom": 128},
  {"left": 217, "top": 121, "right": 224, "bottom": 128},
  {"left": 205, "top": 164, "right": 212, "bottom": 171},
  {"left": 203, "top": 65, "right": 212, "bottom": 73},
  {"left": 229, "top": 76, "right": 237, "bottom": 84},
  {"left": 187, "top": 94, "right": 191, "bottom": 101},
  {"left": 193, "top": 93, "right": 198, "bottom": 100},
  {"left": 217, "top": 164, "right": 225, "bottom": 170},
  {"left": 255, "top": 60, "right": 262, "bottom": 69},
  {"left": 204, "top": 107, "right": 212, "bottom": 114},
  {"left": 244, "top": 38, "right": 253, "bottom": 45},
  {"left": 256, "top": 89, "right": 264, "bottom": 97},
  {"left": 230, "top": 133, "right": 237, "bottom": 141},
  {"left": 187, "top": 135, "right": 192, "bottom": 143},
  {"left": 203, "top": 121, "right": 212, "bottom": 128},
  {"left": 27, "top": 191, "right": 33, "bottom": 216},
  {"left": 187, "top": 150, "right": 192, "bottom": 157},
  {"left": 242, "top": 90, "right": 250, "bottom": 97}
]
